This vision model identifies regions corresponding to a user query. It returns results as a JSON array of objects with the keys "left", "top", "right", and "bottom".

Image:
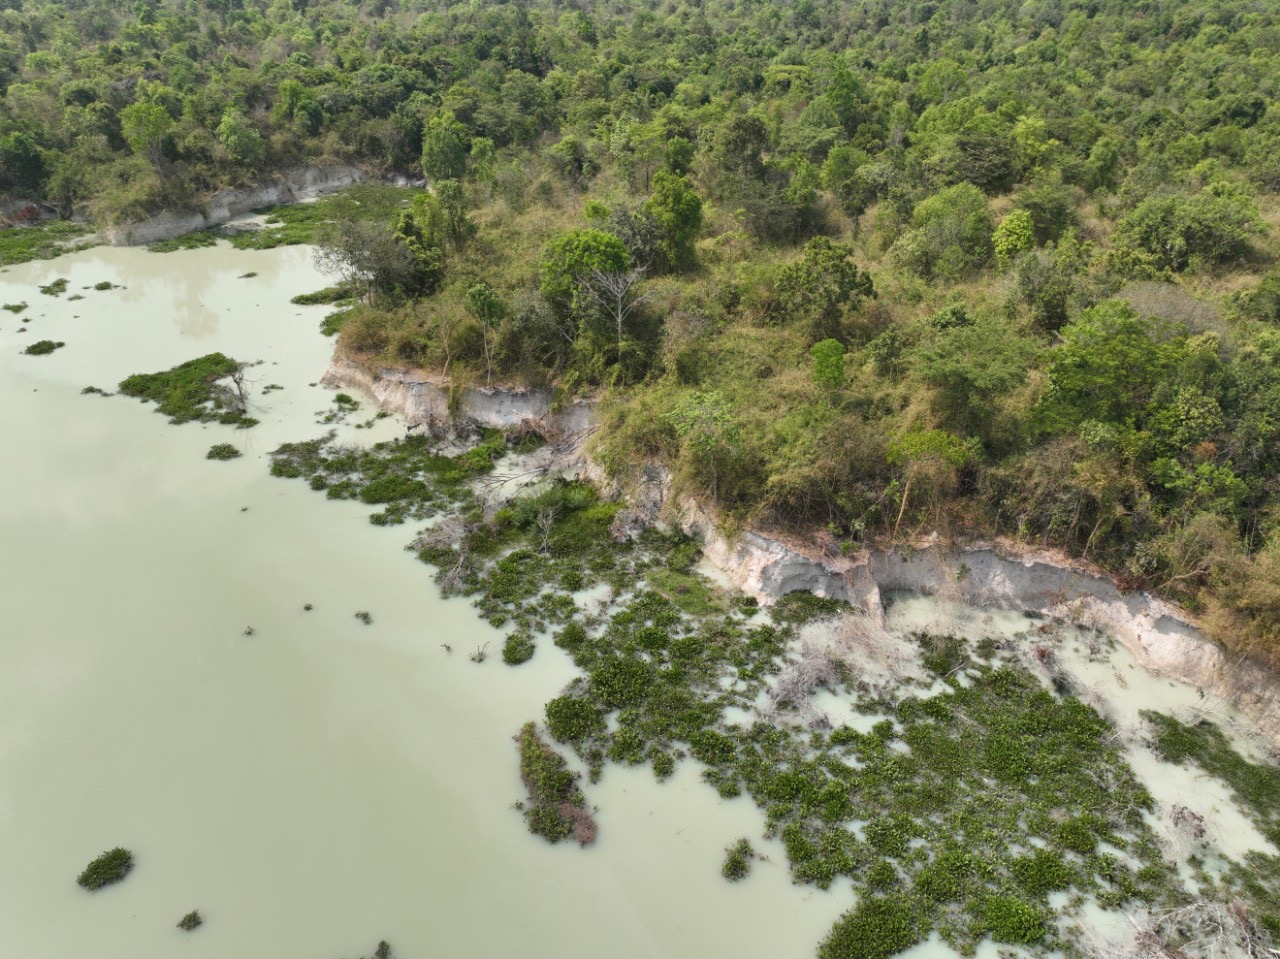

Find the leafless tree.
[
  {"left": 578, "top": 266, "right": 652, "bottom": 359},
  {"left": 1083, "top": 900, "right": 1276, "bottom": 959}
]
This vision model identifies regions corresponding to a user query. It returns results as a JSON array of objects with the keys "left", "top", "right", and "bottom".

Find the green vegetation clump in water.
[
  {"left": 722, "top": 838, "right": 754, "bottom": 881},
  {"left": 0, "top": 223, "right": 95, "bottom": 267},
  {"left": 226, "top": 187, "right": 416, "bottom": 251},
  {"left": 76, "top": 848, "right": 133, "bottom": 890},
  {"left": 147, "top": 230, "right": 218, "bottom": 253},
  {"left": 517, "top": 722, "right": 596, "bottom": 846},
  {"left": 24, "top": 339, "right": 63, "bottom": 355},
  {"left": 176, "top": 910, "right": 202, "bottom": 931},
  {"left": 38, "top": 278, "right": 67, "bottom": 296},
  {"left": 291, "top": 284, "right": 354, "bottom": 306},
  {"left": 2, "top": 302, "right": 27, "bottom": 314},
  {"left": 502, "top": 632, "right": 535, "bottom": 665},
  {"left": 206, "top": 443, "right": 241, "bottom": 460},
  {"left": 118, "top": 353, "right": 255, "bottom": 427}
]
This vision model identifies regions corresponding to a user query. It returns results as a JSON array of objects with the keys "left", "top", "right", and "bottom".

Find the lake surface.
[{"left": 0, "top": 244, "right": 846, "bottom": 959}]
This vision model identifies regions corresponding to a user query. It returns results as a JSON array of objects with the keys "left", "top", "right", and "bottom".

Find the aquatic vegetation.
[
  {"left": 147, "top": 230, "right": 218, "bottom": 253},
  {"left": 24, "top": 339, "right": 64, "bottom": 355},
  {"left": 268, "top": 427, "right": 1267, "bottom": 957},
  {"left": 118, "top": 353, "right": 255, "bottom": 427},
  {"left": 502, "top": 632, "right": 535, "bottom": 665},
  {"left": 291, "top": 284, "right": 354, "bottom": 306},
  {"left": 177, "top": 910, "right": 202, "bottom": 931},
  {"left": 238, "top": 271, "right": 258, "bottom": 279},
  {"left": 227, "top": 186, "right": 416, "bottom": 251},
  {"left": 722, "top": 838, "right": 754, "bottom": 881},
  {"left": 38, "top": 278, "right": 67, "bottom": 296},
  {"left": 81, "top": 386, "right": 112, "bottom": 396},
  {"left": 93, "top": 281, "right": 114, "bottom": 291},
  {"left": 0, "top": 222, "right": 95, "bottom": 267},
  {"left": 320, "top": 308, "right": 355, "bottom": 337},
  {"left": 340, "top": 940, "right": 393, "bottom": 959},
  {"left": 2, "top": 301, "right": 26, "bottom": 313},
  {"left": 517, "top": 722, "right": 596, "bottom": 846},
  {"left": 76, "top": 847, "right": 133, "bottom": 890},
  {"left": 354, "top": 610, "right": 373, "bottom": 625},
  {"left": 207, "top": 443, "right": 242, "bottom": 460}
]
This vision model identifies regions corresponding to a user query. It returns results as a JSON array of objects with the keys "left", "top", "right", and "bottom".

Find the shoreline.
[{"left": 322, "top": 350, "right": 1280, "bottom": 746}]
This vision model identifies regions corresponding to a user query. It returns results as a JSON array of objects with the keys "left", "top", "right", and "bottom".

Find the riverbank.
[{"left": 322, "top": 352, "right": 1280, "bottom": 747}]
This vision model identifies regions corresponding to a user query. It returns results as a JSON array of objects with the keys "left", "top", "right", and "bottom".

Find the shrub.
[
  {"left": 177, "top": 910, "right": 203, "bottom": 931},
  {"left": 819, "top": 896, "right": 919, "bottom": 959},
  {"left": 545, "top": 696, "right": 604, "bottom": 743},
  {"left": 77, "top": 848, "right": 133, "bottom": 890},
  {"left": 206, "top": 443, "right": 241, "bottom": 460},
  {"left": 1112, "top": 189, "right": 1262, "bottom": 272},
  {"left": 980, "top": 895, "right": 1046, "bottom": 944},
  {"left": 502, "top": 633, "right": 535, "bottom": 665},
  {"left": 722, "top": 838, "right": 754, "bottom": 881},
  {"left": 24, "top": 339, "right": 64, "bottom": 355}
]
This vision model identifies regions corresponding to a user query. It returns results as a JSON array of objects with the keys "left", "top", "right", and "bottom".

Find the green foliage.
[
  {"left": 176, "top": 910, "right": 202, "bottom": 931},
  {"left": 77, "top": 848, "right": 133, "bottom": 890},
  {"left": 642, "top": 171, "right": 703, "bottom": 272},
  {"left": 421, "top": 111, "right": 469, "bottom": 182},
  {"left": 502, "top": 632, "right": 535, "bottom": 665},
  {"left": 980, "top": 895, "right": 1046, "bottom": 944},
  {"left": 993, "top": 210, "right": 1035, "bottom": 270},
  {"left": 0, "top": 223, "right": 94, "bottom": 267},
  {"left": 894, "top": 184, "right": 994, "bottom": 281},
  {"left": 23, "top": 339, "right": 64, "bottom": 355},
  {"left": 819, "top": 896, "right": 919, "bottom": 959},
  {"left": 147, "top": 230, "right": 218, "bottom": 253},
  {"left": 721, "top": 838, "right": 754, "bottom": 881},
  {"left": 1113, "top": 189, "right": 1262, "bottom": 273},
  {"left": 775, "top": 237, "right": 874, "bottom": 340},
  {"left": 538, "top": 229, "right": 630, "bottom": 318},
  {"left": 118, "top": 353, "right": 252, "bottom": 426},
  {"left": 517, "top": 722, "right": 594, "bottom": 845},
  {"left": 810, "top": 339, "right": 846, "bottom": 394},
  {"left": 206, "top": 443, "right": 241, "bottom": 461}
]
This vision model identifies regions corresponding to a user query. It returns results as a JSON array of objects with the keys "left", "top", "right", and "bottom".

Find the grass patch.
[
  {"left": 118, "top": 353, "right": 255, "bottom": 426},
  {"left": 77, "top": 848, "right": 133, "bottom": 890},
  {"left": 24, "top": 339, "right": 64, "bottom": 355},
  {"left": 0, "top": 221, "right": 95, "bottom": 267},
  {"left": 320, "top": 307, "right": 356, "bottom": 337},
  {"left": 227, "top": 186, "right": 416, "bottom": 250}
]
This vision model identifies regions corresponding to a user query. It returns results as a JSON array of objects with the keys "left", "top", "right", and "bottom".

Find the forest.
[{"left": 3, "top": 0, "right": 1280, "bottom": 672}]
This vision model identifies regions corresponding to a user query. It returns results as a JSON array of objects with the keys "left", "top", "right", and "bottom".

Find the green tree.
[
  {"left": 216, "top": 107, "right": 264, "bottom": 167},
  {"left": 538, "top": 229, "right": 630, "bottom": 319},
  {"left": 886, "top": 429, "right": 980, "bottom": 537},
  {"left": 664, "top": 390, "right": 740, "bottom": 504},
  {"left": 434, "top": 179, "right": 475, "bottom": 251},
  {"left": 1113, "top": 188, "right": 1262, "bottom": 272},
  {"left": 641, "top": 171, "right": 703, "bottom": 272},
  {"left": 393, "top": 192, "right": 447, "bottom": 296},
  {"left": 464, "top": 282, "right": 505, "bottom": 384},
  {"left": 775, "top": 237, "right": 875, "bottom": 340},
  {"left": 421, "top": 110, "right": 468, "bottom": 182},
  {"left": 0, "top": 131, "right": 45, "bottom": 195},
  {"left": 893, "top": 184, "right": 994, "bottom": 281},
  {"left": 993, "top": 209, "right": 1034, "bottom": 270},
  {"left": 119, "top": 101, "right": 173, "bottom": 170}
]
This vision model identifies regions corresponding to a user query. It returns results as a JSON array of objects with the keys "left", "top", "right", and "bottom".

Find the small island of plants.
[{"left": 76, "top": 847, "right": 133, "bottom": 891}]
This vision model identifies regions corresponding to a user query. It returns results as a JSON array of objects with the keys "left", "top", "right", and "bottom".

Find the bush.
[
  {"left": 722, "top": 838, "right": 754, "bottom": 881},
  {"left": 980, "top": 895, "right": 1046, "bottom": 944},
  {"left": 545, "top": 696, "right": 604, "bottom": 742},
  {"left": 1112, "top": 189, "right": 1262, "bottom": 272},
  {"left": 77, "top": 848, "right": 133, "bottom": 890},
  {"left": 24, "top": 339, "right": 64, "bottom": 355},
  {"left": 502, "top": 633, "right": 535, "bottom": 665},
  {"left": 206, "top": 443, "right": 241, "bottom": 460},
  {"left": 177, "top": 910, "right": 203, "bottom": 931}
]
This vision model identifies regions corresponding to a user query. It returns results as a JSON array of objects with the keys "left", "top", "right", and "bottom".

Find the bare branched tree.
[
  {"left": 577, "top": 266, "right": 652, "bottom": 359},
  {"left": 1083, "top": 900, "right": 1276, "bottom": 959}
]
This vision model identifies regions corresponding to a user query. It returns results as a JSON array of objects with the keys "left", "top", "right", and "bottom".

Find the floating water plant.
[
  {"left": 517, "top": 722, "right": 596, "bottom": 846},
  {"left": 77, "top": 847, "right": 133, "bottom": 890},
  {"left": 38, "top": 277, "right": 67, "bottom": 296},
  {"left": 502, "top": 633, "right": 535, "bottom": 665},
  {"left": 24, "top": 339, "right": 63, "bottom": 355},
  {"left": 2, "top": 301, "right": 26, "bottom": 313},
  {"left": 177, "top": 910, "right": 202, "bottom": 931},
  {"left": 118, "top": 353, "right": 255, "bottom": 427},
  {"left": 354, "top": 610, "right": 373, "bottom": 625}
]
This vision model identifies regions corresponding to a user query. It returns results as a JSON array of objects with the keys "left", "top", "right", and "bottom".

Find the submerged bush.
[
  {"left": 206, "top": 443, "right": 241, "bottom": 460},
  {"left": 722, "top": 838, "right": 754, "bottom": 881},
  {"left": 177, "top": 910, "right": 202, "bottom": 931},
  {"left": 77, "top": 847, "right": 133, "bottom": 890},
  {"left": 23, "top": 339, "right": 64, "bottom": 355},
  {"left": 502, "top": 632, "right": 535, "bottom": 665}
]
